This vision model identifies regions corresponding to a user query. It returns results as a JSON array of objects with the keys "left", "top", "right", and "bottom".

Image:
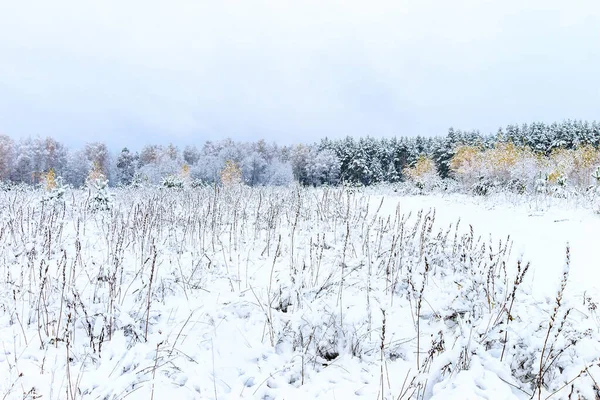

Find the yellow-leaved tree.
[
  {"left": 484, "top": 142, "right": 522, "bottom": 182},
  {"left": 572, "top": 145, "right": 600, "bottom": 187},
  {"left": 45, "top": 169, "right": 57, "bottom": 191},
  {"left": 220, "top": 160, "right": 242, "bottom": 186},
  {"left": 450, "top": 145, "right": 482, "bottom": 185},
  {"left": 546, "top": 148, "right": 571, "bottom": 186},
  {"left": 87, "top": 161, "right": 106, "bottom": 184},
  {"left": 403, "top": 155, "right": 437, "bottom": 190}
]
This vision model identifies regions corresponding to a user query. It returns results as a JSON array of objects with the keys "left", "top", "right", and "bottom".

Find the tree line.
[{"left": 1, "top": 119, "right": 600, "bottom": 189}]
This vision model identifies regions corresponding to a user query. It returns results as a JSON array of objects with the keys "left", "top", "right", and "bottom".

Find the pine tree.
[{"left": 116, "top": 148, "right": 137, "bottom": 186}]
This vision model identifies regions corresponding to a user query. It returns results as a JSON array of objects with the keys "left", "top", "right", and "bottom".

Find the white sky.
[{"left": 1, "top": 0, "right": 599, "bottom": 150}]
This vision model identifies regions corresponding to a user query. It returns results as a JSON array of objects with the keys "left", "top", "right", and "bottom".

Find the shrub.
[
  {"left": 403, "top": 155, "right": 439, "bottom": 192},
  {"left": 85, "top": 161, "right": 112, "bottom": 211},
  {"left": 162, "top": 174, "right": 184, "bottom": 189},
  {"left": 472, "top": 177, "right": 495, "bottom": 196},
  {"left": 450, "top": 145, "right": 483, "bottom": 185}
]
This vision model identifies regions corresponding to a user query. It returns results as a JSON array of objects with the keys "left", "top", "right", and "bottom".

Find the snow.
[
  {"left": 374, "top": 192, "right": 599, "bottom": 300},
  {"left": 0, "top": 185, "right": 599, "bottom": 399}
]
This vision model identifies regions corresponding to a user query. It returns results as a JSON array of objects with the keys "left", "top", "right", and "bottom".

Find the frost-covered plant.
[
  {"left": 42, "top": 175, "right": 67, "bottom": 203},
  {"left": 544, "top": 170, "right": 570, "bottom": 198},
  {"left": 540, "top": 146, "right": 600, "bottom": 191},
  {"left": 484, "top": 142, "right": 522, "bottom": 181},
  {"left": 506, "top": 178, "right": 527, "bottom": 194},
  {"left": 450, "top": 143, "right": 542, "bottom": 194},
  {"left": 161, "top": 174, "right": 184, "bottom": 189},
  {"left": 403, "top": 155, "right": 440, "bottom": 193},
  {"left": 472, "top": 176, "right": 495, "bottom": 196},
  {"left": 130, "top": 172, "right": 149, "bottom": 188},
  {"left": 535, "top": 176, "right": 548, "bottom": 194},
  {"left": 546, "top": 170, "right": 566, "bottom": 186},
  {"left": 189, "top": 178, "right": 208, "bottom": 188},
  {"left": 450, "top": 145, "right": 483, "bottom": 184},
  {"left": 264, "top": 159, "right": 295, "bottom": 186},
  {"left": 87, "top": 162, "right": 112, "bottom": 211},
  {"left": 88, "top": 177, "right": 112, "bottom": 211},
  {"left": 569, "top": 145, "right": 600, "bottom": 187}
]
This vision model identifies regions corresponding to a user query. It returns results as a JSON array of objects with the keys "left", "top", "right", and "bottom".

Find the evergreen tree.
[{"left": 116, "top": 148, "right": 137, "bottom": 186}]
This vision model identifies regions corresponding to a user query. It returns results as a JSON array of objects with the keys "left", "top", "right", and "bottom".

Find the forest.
[{"left": 1, "top": 119, "right": 600, "bottom": 194}]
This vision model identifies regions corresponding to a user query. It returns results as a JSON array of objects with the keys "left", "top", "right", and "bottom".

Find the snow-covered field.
[
  {"left": 1, "top": 185, "right": 599, "bottom": 399},
  {"left": 374, "top": 191, "right": 600, "bottom": 301}
]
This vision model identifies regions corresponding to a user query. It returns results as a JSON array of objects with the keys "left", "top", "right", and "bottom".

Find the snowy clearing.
[
  {"left": 0, "top": 186, "right": 599, "bottom": 400},
  {"left": 372, "top": 191, "right": 600, "bottom": 301}
]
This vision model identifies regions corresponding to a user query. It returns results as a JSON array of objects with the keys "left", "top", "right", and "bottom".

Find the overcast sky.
[{"left": 1, "top": 0, "right": 599, "bottom": 150}]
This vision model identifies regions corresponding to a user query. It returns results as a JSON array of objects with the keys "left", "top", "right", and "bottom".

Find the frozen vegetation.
[{"left": 1, "top": 183, "right": 600, "bottom": 399}]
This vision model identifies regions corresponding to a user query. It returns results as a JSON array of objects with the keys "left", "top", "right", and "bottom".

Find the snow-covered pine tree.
[{"left": 115, "top": 148, "right": 137, "bottom": 186}]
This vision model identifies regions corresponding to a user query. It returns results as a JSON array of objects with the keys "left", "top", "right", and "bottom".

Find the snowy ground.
[
  {"left": 373, "top": 192, "right": 600, "bottom": 301},
  {"left": 1, "top": 185, "right": 599, "bottom": 400}
]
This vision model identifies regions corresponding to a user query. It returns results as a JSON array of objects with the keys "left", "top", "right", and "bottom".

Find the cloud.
[{"left": 1, "top": 0, "right": 600, "bottom": 149}]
